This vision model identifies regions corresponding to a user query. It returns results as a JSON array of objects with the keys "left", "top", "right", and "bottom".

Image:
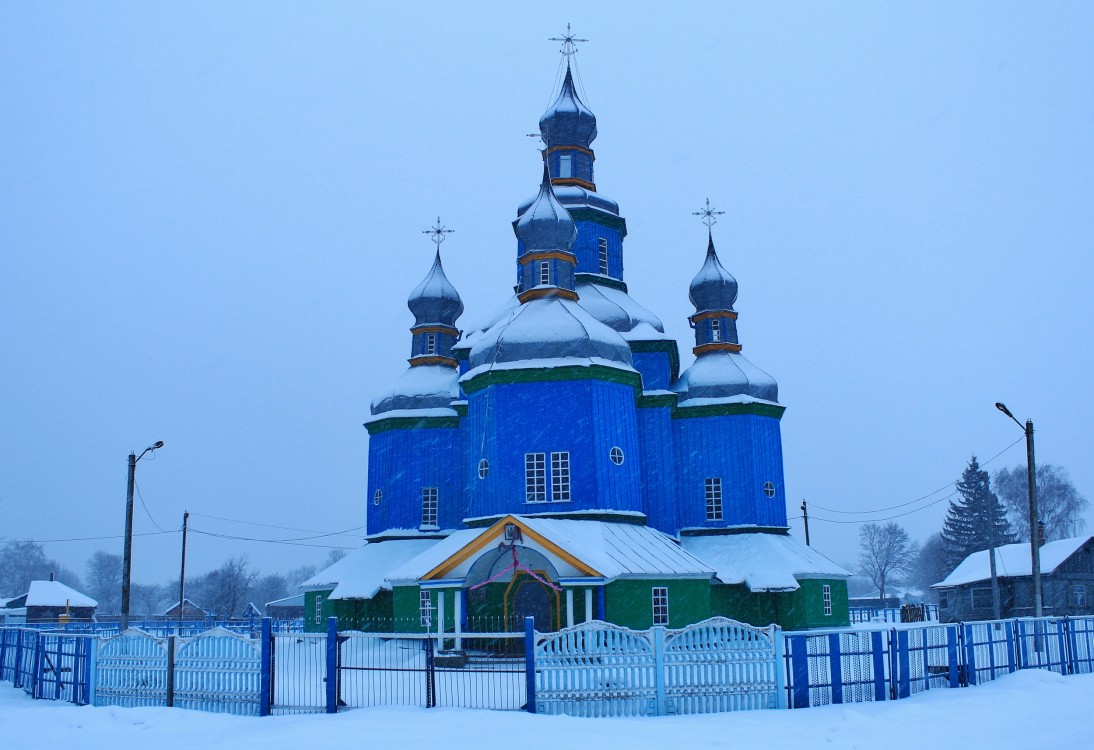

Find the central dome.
[{"left": 539, "top": 67, "right": 597, "bottom": 149}]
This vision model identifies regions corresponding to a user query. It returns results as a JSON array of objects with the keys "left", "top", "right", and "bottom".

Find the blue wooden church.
[{"left": 303, "top": 52, "right": 849, "bottom": 634}]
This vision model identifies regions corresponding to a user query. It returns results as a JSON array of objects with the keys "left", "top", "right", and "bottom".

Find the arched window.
[{"left": 477, "top": 459, "right": 489, "bottom": 479}]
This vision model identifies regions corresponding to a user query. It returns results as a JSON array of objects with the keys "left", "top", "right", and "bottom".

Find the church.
[{"left": 302, "top": 44, "right": 849, "bottom": 634}]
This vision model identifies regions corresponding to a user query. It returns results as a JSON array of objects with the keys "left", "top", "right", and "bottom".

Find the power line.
[
  {"left": 134, "top": 480, "right": 167, "bottom": 532},
  {"left": 9, "top": 530, "right": 177, "bottom": 544},
  {"left": 187, "top": 528, "right": 352, "bottom": 550},
  {"left": 187, "top": 512, "right": 359, "bottom": 537}
]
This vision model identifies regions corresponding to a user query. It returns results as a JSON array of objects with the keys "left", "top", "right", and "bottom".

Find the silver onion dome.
[
  {"left": 538, "top": 66, "right": 597, "bottom": 149},
  {"left": 673, "top": 352, "right": 779, "bottom": 404},
  {"left": 515, "top": 164, "right": 578, "bottom": 253},
  {"left": 688, "top": 234, "right": 738, "bottom": 313},
  {"left": 407, "top": 251, "right": 464, "bottom": 327}
]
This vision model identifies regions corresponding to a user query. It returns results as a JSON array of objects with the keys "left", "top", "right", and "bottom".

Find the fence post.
[
  {"left": 962, "top": 623, "right": 976, "bottom": 685},
  {"left": 652, "top": 626, "right": 666, "bottom": 716},
  {"left": 325, "top": 617, "right": 338, "bottom": 714},
  {"left": 946, "top": 625, "right": 959, "bottom": 688},
  {"left": 524, "top": 616, "right": 536, "bottom": 714},
  {"left": 13, "top": 630, "right": 24, "bottom": 688},
  {"left": 0, "top": 629, "right": 7, "bottom": 680},
  {"left": 896, "top": 630, "right": 910, "bottom": 699},
  {"left": 827, "top": 633, "right": 843, "bottom": 704},
  {"left": 789, "top": 635, "right": 809, "bottom": 708},
  {"left": 870, "top": 630, "right": 887, "bottom": 702},
  {"left": 1064, "top": 617, "right": 1076, "bottom": 675},
  {"left": 87, "top": 635, "right": 99, "bottom": 706},
  {"left": 260, "top": 617, "right": 272, "bottom": 717},
  {"left": 424, "top": 636, "right": 436, "bottom": 708},
  {"left": 1006, "top": 620, "right": 1016, "bottom": 673},
  {"left": 32, "top": 633, "right": 43, "bottom": 698},
  {"left": 773, "top": 626, "right": 787, "bottom": 710}
]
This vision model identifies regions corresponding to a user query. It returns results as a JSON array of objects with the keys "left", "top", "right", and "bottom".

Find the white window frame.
[
  {"left": 763, "top": 481, "right": 776, "bottom": 498},
  {"left": 551, "top": 451, "right": 571, "bottom": 501},
  {"left": 373, "top": 489, "right": 382, "bottom": 506},
  {"left": 823, "top": 585, "right": 832, "bottom": 616},
  {"left": 705, "top": 477, "right": 723, "bottom": 521},
  {"left": 477, "top": 458, "right": 489, "bottom": 479},
  {"left": 424, "top": 332, "right": 437, "bottom": 355},
  {"left": 539, "top": 261, "right": 551, "bottom": 286},
  {"left": 652, "top": 587, "right": 669, "bottom": 625},
  {"left": 419, "top": 590, "right": 433, "bottom": 627},
  {"left": 609, "top": 446, "right": 624, "bottom": 466},
  {"left": 314, "top": 594, "right": 323, "bottom": 625},
  {"left": 525, "top": 453, "right": 547, "bottom": 503},
  {"left": 710, "top": 318, "right": 722, "bottom": 342},
  {"left": 559, "top": 153, "right": 573, "bottom": 179},
  {"left": 1072, "top": 584, "right": 1087, "bottom": 608},
  {"left": 421, "top": 487, "right": 438, "bottom": 527},
  {"left": 598, "top": 237, "right": 609, "bottom": 275}
]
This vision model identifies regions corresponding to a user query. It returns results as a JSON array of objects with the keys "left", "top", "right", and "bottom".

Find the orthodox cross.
[
  {"left": 693, "top": 199, "right": 725, "bottom": 231},
  {"left": 549, "top": 24, "right": 587, "bottom": 61},
  {"left": 423, "top": 217, "right": 453, "bottom": 254}
]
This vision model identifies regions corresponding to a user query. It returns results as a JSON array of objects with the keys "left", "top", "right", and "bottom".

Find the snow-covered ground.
[{"left": 3, "top": 670, "right": 1090, "bottom": 750}]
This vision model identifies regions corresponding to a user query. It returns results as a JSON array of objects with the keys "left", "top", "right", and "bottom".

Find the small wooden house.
[
  {"left": 162, "top": 598, "right": 213, "bottom": 621},
  {"left": 932, "top": 535, "right": 1094, "bottom": 622},
  {"left": 4, "top": 580, "right": 97, "bottom": 623}
]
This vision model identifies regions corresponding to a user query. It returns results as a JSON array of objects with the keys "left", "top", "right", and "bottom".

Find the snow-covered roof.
[
  {"left": 388, "top": 517, "right": 714, "bottom": 583},
  {"left": 680, "top": 533, "right": 850, "bottom": 592},
  {"left": 25, "top": 580, "right": 96, "bottom": 608},
  {"left": 673, "top": 350, "right": 779, "bottom": 405},
  {"left": 575, "top": 281, "right": 667, "bottom": 338},
  {"left": 369, "top": 363, "right": 460, "bottom": 417},
  {"left": 265, "top": 593, "right": 305, "bottom": 608},
  {"left": 162, "top": 598, "right": 210, "bottom": 616},
  {"left": 932, "top": 535, "right": 1094, "bottom": 588},
  {"left": 303, "top": 539, "right": 442, "bottom": 599}
]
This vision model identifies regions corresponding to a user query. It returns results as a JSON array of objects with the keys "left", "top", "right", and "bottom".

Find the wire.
[
  {"left": 187, "top": 512, "right": 359, "bottom": 537},
  {"left": 807, "top": 488, "right": 961, "bottom": 525},
  {"left": 134, "top": 480, "right": 167, "bottom": 532},
  {"left": 8, "top": 530, "right": 177, "bottom": 544},
  {"left": 188, "top": 522, "right": 365, "bottom": 544},
  {"left": 187, "top": 528, "right": 351, "bottom": 550}
]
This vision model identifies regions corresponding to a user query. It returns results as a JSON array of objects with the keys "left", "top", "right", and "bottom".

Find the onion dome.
[
  {"left": 688, "top": 234, "right": 738, "bottom": 313},
  {"left": 673, "top": 352, "right": 779, "bottom": 404},
  {"left": 576, "top": 281, "right": 666, "bottom": 336},
  {"left": 407, "top": 250, "right": 464, "bottom": 326},
  {"left": 466, "top": 297, "right": 632, "bottom": 371},
  {"left": 370, "top": 364, "right": 459, "bottom": 415},
  {"left": 516, "top": 164, "right": 579, "bottom": 252},
  {"left": 539, "top": 66, "right": 597, "bottom": 149}
]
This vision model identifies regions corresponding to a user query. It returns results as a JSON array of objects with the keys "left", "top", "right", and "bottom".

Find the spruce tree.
[{"left": 940, "top": 456, "right": 1016, "bottom": 572}]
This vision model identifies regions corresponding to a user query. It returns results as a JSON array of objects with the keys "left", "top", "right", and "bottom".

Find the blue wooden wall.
[{"left": 366, "top": 424, "right": 463, "bottom": 534}]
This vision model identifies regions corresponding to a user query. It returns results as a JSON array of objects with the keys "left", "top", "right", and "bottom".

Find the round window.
[
  {"left": 610, "top": 447, "right": 624, "bottom": 466},
  {"left": 373, "top": 489, "right": 383, "bottom": 506},
  {"left": 478, "top": 459, "right": 490, "bottom": 479},
  {"left": 763, "top": 481, "right": 776, "bottom": 498}
]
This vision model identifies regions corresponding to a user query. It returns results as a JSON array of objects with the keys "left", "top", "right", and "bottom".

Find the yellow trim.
[
  {"left": 546, "top": 144, "right": 594, "bottom": 157},
  {"left": 519, "top": 251, "right": 576, "bottom": 264},
  {"left": 693, "top": 342, "right": 742, "bottom": 355},
  {"left": 422, "top": 515, "right": 603, "bottom": 579},
  {"left": 408, "top": 355, "right": 459, "bottom": 368},
  {"left": 551, "top": 177, "right": 596, "bottom": 191},
  {"left": 517, "top": 287, "right": 580, "bottom": 304},
  {"left": 410, "top": 325, "right": 459, "bottom": 335},
  {"left": 690, "top": 310, "right": 738, "bottom": 323}
]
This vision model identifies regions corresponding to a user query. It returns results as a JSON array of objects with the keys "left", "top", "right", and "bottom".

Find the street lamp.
[
  {"left": 121, "top": 440, "right": 164, "bottom": 630},
  {"left": 995, "top": 402, "right": 1041, "bottom": 619}
]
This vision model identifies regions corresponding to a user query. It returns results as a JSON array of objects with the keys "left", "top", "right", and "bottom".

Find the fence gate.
[
  {"left": 664, "top": 617, "right": 782, "bottom": 714},
  {"left": 173, "top": 627, "right": 262, "bottom": 715},
  {"left": 95, "top": 630, "right": 170, "bottom": 708}
]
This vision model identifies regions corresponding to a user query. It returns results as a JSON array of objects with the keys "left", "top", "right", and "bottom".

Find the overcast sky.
[{"left": 2, "top": 2, "right": 1092, "bottom": 590}]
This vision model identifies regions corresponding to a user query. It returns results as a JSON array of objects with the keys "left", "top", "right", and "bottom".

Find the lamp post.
[
  {"left": 995, "top": 402, "right": 1042, "bottom": 619},
  {"left": 121, "top": 440, "right": 164, "bottom": 630}
]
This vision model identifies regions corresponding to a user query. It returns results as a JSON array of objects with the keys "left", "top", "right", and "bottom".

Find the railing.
[{"left": 849, "top": 604, "right": 940, "bottom": 624}]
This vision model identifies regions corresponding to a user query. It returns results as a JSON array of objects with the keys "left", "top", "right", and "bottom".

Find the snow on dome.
[
  {"left": 370, "top": 364, "right": 459, "bottom": 415},
  {"left": 465, "top": 296, "right": 634, "bottom": 371},
  {"left": 674, "top": 350, "right": 779, "bottom": 404},
  {"left": 515, "top": 165, "right": 578, "bottom": 253},
  {"left": 576, "top": 280, "right": 666, "bottom": 336},
  {"left": 680, "top": 533, "right": 850, "bottom": 592},
  {"left": 688, "top": 234, "right": 738, "bottom": 313},
  {"left": 518, "top": 184, "right": 620, "bottom": 217},
  {"left": 932, "top": 535, "right": 1094, "bottom": 588},
  {"left": 26, "top": 580, "right": 96, "bottom": 608},
  {"left": 538, "top": 66, "right": 597, "bottom": 149},
  {"left": 407, "top": 251, "right": 463, "bottom": 327}
]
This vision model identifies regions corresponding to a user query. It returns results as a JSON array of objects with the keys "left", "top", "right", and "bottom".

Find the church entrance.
[
  {"left": 505, "top": 571, "right": 560, "bottom": 631},
  {"left": 463, "top": 543, "right": 562, "bottom": 633}
]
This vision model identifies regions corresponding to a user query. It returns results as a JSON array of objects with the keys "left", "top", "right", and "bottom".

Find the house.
[
  {"left": 3, "top": 580, "right": 97, "bottom": 623},
  {"left": 265, "top": 593, "right": 305, "bottom": 620},
  {"left": 162, "top": 598, "right": 213, "bottom": 621},
  {"left": 932, "top": 535, "right": 1094, "bottom": 622},
  {"left": 304, "top": 45, "right": 850, "bottom": 634}
]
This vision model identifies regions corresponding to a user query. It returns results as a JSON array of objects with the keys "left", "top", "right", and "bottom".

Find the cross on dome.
[
  {"left": 423, "top": 217, "right": 454, "bottom": 254},
  {"left": 692, "top": 199, "right": 725, "bottom": 232},
  {"left": 549, "top": 23, "right": 587, "bottom": 61}
]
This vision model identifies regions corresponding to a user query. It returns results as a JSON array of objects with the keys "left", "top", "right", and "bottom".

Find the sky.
[{"left": 1, "top": 2, "right": 1093, "bottom": 590}]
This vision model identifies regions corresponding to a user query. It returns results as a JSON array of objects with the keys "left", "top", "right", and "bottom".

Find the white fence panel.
[
  {"left": 95, "top": 629, "right": 169, "bottom": 708},
  {"left": 173, "top": 628, "right": 262, "bottom": 715}
]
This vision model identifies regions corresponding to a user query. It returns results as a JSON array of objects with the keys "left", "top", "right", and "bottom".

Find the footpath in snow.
[{"left": 3, "top": 669, "right": 1089, "bottom": 750}]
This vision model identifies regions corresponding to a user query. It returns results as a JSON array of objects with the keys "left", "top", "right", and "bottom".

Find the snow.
[
  {"left": 575, "top": 281, "right": 667, "bottom": 337},
  {"left": 933, "top": 535, "right": 1093, "bottom": 588},
  {"left": 680, "top": 533, "right": 850, "bottom": 592},
  {"left": 300, "top": 540, "right": 440, "bottom": 598},
  {"left": 25, "top": 580, "right": 96, "bottom": 608},
  {"left": 673, "top": 350, "right": 779, "bottom": 404},
  {"left": 369, "top": 364, "right": 460, "bottom": 416},
  {"left": 4, "top": 670, "right": 1094, "bottom": 750}
]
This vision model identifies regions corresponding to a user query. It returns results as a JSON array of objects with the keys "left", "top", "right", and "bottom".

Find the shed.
[
  {"left": 163, "top": 598, "right": 213, "bottom": 621},
  {"left": 7, "top": 580, "right": 98, "bottom": 623}
]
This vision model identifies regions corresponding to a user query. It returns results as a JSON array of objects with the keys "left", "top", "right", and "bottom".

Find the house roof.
[
  {"left": 680, "top": 533, "right": 850, "bottom": 592},
  {"left": 932, "top": 535, "right": 1094, "bottom": 588},
  {"left": 266, "top": 593, "right": 305, "bottom": 608},
  {"left": 302, "top": 539, "right": 441, "bottom": 599},
  {"left": 25, "top": 580, "right": 96, "bottom": 608},
  {"left": 387, "top": 516, "right": 715, "bottom": 584},
  {"left": 162, "top": 597, "right": 211, "bottom": 616}
]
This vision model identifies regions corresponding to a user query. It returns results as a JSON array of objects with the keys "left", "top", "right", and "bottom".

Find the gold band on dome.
[
  {"left": 551, "top": 177, "right": 596, "bottom": 191},
  {"left": 519, "top": 251, "right": 577, "bottom": 264},
  {"left": 693, "top": 342, "right": 742, "bottom": 356},
  {"left": 690, "top": 310, "right": 738, "bottom": 323},
  {"left": 410, "top": 325, "right": 459, "bottom": 335},
  {"left": 408, "top": 355, "right": 459, "bottom": 368},
  {"left": 545, "top": 144, "right": 594, "bottom": 157},
  {"left": 517, "top": 287, "right": 580, "bottom": 303}
]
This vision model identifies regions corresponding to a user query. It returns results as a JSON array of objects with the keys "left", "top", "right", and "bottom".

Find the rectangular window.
[
  {"left": 704, "top": 477, "right": 723, "bottom": 521},
  {"left": 424, "top": 333, "right": 437, "bottom": 355},
  {"left": 551, "top": 451, "right": 571, "bottom": 501},
  {"left": 823, "top": 584, "right": 832, "bottom": 616},
  {"left": 525, "top": 453, "right": 546, "bottom": 502},
  {"left": 598, "top": 237, "right": 609, "bottom": 275},
  {"left": 419, "top": 590, "right": 433, "bottom": 627},
  {"left": 559, "top": 153, "right": 573, "bottom": 179},
  {"left": 710, "top": 318, "right": 722, "bottom": 342},
  {"left": 972, "top": 587, "right": 993, "bottom": 610},
  {"left": 652, "top": 587, "right": 669, "bottom": 625},
  {"left": 539, "top": 261, "right": 551, "bottom": 286},
  {"left": 938, "top": 593, "right": 948, "bottom": 610},
  {"left": 1072, "top": 584, "right": 1087, "bottom": 608},
  {"left": 421, "top": 487, "right": 438, "bottom": 527},
  {"left": 314, "top": 594, "right": 323, "bottom": 625}
]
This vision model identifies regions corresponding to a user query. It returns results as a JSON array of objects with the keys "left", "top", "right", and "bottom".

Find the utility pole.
[
  {"left": 988, "top": 516, "right": 1001, "bottom": 621},
  {"left": 120, "top": 440, "right": 163, "bottom": 631},
  {"left": 801, "top": 499, "right": 811, "bottom": 546},
  {"left": 1026, "top": 419, "right": 1042, "bottom": 619},
  {"left": 178, "top": 511, "right": 189, "bottom": 631}
]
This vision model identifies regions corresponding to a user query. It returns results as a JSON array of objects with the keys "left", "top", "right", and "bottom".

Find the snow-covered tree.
[
  {"left": 994, "top": 464, "right": 1088, "bottom": 542},
  {"left": 84, "top": 551, "right": 122, "bottom": 613},
  {"left": 940, "top": 456, "right": 1015, "bottom": 570},
  {"left": 857, "top": 522, "right": 918, "bottom": 602}
]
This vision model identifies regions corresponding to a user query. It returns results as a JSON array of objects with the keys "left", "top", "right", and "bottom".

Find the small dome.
[
  {"left": 576, "top": 281, "right": 666, "bottom": 336},
  {"left": 408, "top": 251, "right": 463, "bottom": 326},
  {"left": 688, "top": 234, "right": 738, "bottom": 313},
  {"left": 371, "top": 364, "right": 459, "bottom": 415},
  {"left": 515, "top": 165, "right": 578, "bottom": 253},
  {"left": 539, "top": 66, "right": 597, "bottom": 149},
  {"left": 673, "top": 351, "right": 779, "bottom": 404},
  {"left": 467, "top": 297, "right": 633, "bottom": 371}
]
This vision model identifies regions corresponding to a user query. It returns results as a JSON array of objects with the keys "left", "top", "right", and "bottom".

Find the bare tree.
[
  {"left": 84, "top": 551, "right": 123, "bottom": 613},
  {"left": 204, "top": 556, "right": 259, "bottom": 617},
  {"left": 994, "top": 464, "right": 1089, "bottom": 542},
  {"left": 325, "top": 548, "right": 347, "bottom": 567},
  {"left": 858, "top": 522, "right": 918, "bottom": 603},
  {"left": 911, "top": 532, "right": 952, "bottom": 595},
  {"left": 0, "top": 540, "right": 82, "bottom": 596}
]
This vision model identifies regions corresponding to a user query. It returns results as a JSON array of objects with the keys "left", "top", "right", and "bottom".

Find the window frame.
[
  {"left": 314, "top": 594, "right": 323, "bottom": 625},
  {"left": 710, "top": 318, "right": 722, "bottom": 342},
  {"left": 559, "top": 153, "right": 573, "bottom": 179},
  {"left": 1072, "top": 584, "right": 1087, "bottom": 608},
  {"left": 525, "top": 452, "right": 547, "bottom": 503},
  {"left": 477, "top": 458, "right": 489, "bottom": 479},
  {"left": 421, "top": 487, "right": 438, "bottom": 527},
  {"left": 822, "top": 584, "right": 832, "bottom": 616},
  {"left": 652, "top": 586, "right": 669, "bottom": 626},
  {"left": 551, "top": 451, "right": 571, "bottom": 501},
  {"left": 539, "top": 261, "right": 551, "bottom": 286},
  {"left": 609, "top": 446, "right": 624, "bottom": 466},
  {"left": 373, "top": 489, "right": 382, "bottom": 506},
  {"left": 971, "top": 587, "right": 993, "bottom": 610},
  {"left": 763, "top": 481, "right": 776, "bottom": 498},
  {"left": 424, "top": 332, "right": 437, "bottom": 356},
  {"left": 419, "top": 590, "right": 433, "bottom": 628},
  {"left": 704, "top": 477, "right": 723, "bottom": 521},
  {"left": 598, "top": 237, "right": 609, "bottom": 275}
]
